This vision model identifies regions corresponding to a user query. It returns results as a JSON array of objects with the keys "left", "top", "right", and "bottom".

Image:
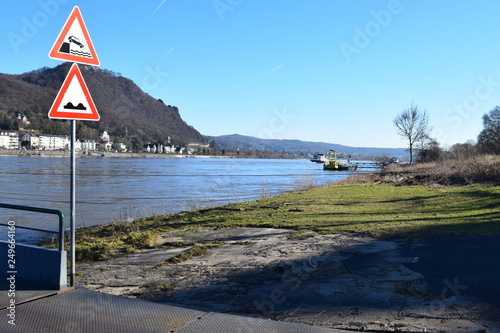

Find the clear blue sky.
[{"left": 2, "top": 0, "right": 500, "bottom": 148}]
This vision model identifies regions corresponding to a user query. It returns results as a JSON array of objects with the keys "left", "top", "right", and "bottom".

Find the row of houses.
[
  {"left": 144, "top": 143, "right": 181, "bottom": 154},
  {"left": 0, "top": 131, "right": 126, "bottom": 152},
  {"left": 143, "top": 142, "right": 211, "bottom": 155},
  {"left": 1, "top": 131, "right": 210, "bottom": 154}
]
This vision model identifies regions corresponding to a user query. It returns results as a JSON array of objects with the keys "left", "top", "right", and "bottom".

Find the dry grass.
[
  {"left": 340, "top": 154, "right": 500, "bottom": 186},
  {"left": 154, "top": 241, "right": 226, "bottom": 268}
]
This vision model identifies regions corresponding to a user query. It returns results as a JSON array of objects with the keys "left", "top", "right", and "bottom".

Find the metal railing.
[{"left": 0, "top": 203, "right": 65, "bottom": 252}]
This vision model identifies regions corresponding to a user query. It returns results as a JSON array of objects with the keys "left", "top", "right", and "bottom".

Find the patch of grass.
[
  {"left": 75, "top": 236, "right": 119, "bottom": 262},
  {"left": 140, "top": 183, "right": 500, "bottom": 238},
  {"left": 395, "top": 279, "right": 431, "bottom": 300},
  {"left": 122, "top": 245, "right": 137, "bottom": 254},
  {"left": 155, "top": 241, "right": 226, "bottom": 268},
  {"left": 156, "top": 284, "right": 174, "bottom": 292},
  {"left": 72, "top": 216, "right": 176, "bottom": 262},
  {"left": 142, "top": 282, "right": 174, "bottom": 293},
  {"left": 284, "top": 229, "right": 317, "bottom": 239},
  {"left": 160, "top": 241, "right": 197, "bottom": 248},
  {"left": 123, "top": 231, "right": 158, "bottom": 248}
]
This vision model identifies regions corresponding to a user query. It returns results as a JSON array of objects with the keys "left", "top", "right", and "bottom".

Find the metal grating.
[
  {"left": 0, "top": 287, "right": 204, "bottom": 333},
  {"left": 0, "top": 288, "right": 61, "bottom": 309},
  {"left": 0, "top": 287, "right": 350, "bottom": 333},
  {"left": 176, "top": 312, "right": 348, "bottom": 333}
]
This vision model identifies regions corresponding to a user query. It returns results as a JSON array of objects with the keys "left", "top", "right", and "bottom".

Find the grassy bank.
[{"left": 73, "top": 180, "right": 500, "bottom": 261}]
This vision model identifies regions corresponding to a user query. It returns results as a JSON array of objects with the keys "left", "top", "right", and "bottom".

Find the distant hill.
[
  {"left": 0, "top": 63, "right": 207, "bottom": 149},
  {"left": 207, "top": 134, "right": 408, "bottom": 161}
]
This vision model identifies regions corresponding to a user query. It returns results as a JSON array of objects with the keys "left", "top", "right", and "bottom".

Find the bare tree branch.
[{"left": 393, "top": 103, "right": 431, "bottom": 164}]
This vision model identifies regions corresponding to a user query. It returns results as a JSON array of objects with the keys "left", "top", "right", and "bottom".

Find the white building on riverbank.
[
  {"left": 0, "top": 132, "right": 19, "bottom": 150},
  {"left": 20, "top": 133, "right": 39, "bottom": 148},
  {"left": 38, "top": 134, "right": 69, "bottom": 150},
  {"left": 78, "top": 139, "right": 97, "bottom": 151},
  {"left": 112, "top": 142, "right": 127, "bottom": 152}
]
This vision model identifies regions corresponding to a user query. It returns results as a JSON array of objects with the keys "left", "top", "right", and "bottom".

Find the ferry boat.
[
  {"left": 323, "top": 150, "right": 357, "bottom": 171},
  {"left": 310, "top": 153, "right": 328, "bottom": 163}
]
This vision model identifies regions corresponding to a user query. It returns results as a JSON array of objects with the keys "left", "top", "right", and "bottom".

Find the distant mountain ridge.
[
  {"left": 0, "top": 63, "right": 207, "bottom": 148},
  {"left": 207, "top": 134, "right": 408, "bottom": 160}
]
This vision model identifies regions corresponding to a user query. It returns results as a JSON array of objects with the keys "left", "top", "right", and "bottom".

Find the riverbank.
[
  {"left": 72, "top": 182, "right": 500, "bottom": 261},
  {"left": 0, "top": 148, "right": 235, "bottom": 159},
  {"left": 73, "top": 157, "right": 500, "bottom": 332},
  {"left": 1, "top": 148, "right": 304, "bottom": 159},
  {"left": 342, "top": 154, "right": 500, "bottom": 186}
]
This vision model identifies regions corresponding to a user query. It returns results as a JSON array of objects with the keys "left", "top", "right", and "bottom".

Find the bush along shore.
[{"left": 68, "top": 154, "right": 500, "bottom": 262}]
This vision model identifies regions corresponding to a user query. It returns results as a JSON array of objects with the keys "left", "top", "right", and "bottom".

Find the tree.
[
  {"left": 374, "top": 155, "right": 392, "bottom": 168},
  {"left": 393, "top": 103, "right": 431, "bottom": 164},
  {"left": 448, "top": 140, "right": 478, "bottom": 160},
  {"left": 416, "top": 135, "right": 442, "bottom": 163},
  {"left": 477, "top": 106, "right": 500, "bottom": 154},
  {"left": 130, "top": 137, "right": 144, "bottom": 153}
]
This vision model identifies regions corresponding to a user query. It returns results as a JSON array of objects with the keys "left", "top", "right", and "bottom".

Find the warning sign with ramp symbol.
[
  {"left": 48, "top": 6, "right": 100, "bottom": 66},
  {"left": 48, "top": 63, "right": 100, "bottom": 121}
]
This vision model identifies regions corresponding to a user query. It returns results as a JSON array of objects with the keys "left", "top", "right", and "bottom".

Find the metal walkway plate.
[
  {"left": 177, "top": 312, "right": 347, "bottom": 333},
  {"left": 0, "top": 287, "right": 204, "bottom": 333},
  {"left": 0, "top": 289, "right": 60, "bottom": 309},
  {"left": 0, "top": 287, "right": 348, "bottom": 333}
]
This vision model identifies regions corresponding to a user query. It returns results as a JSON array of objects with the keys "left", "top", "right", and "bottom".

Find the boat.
[
  {"left": 323, "top": 150, "right": 357, "bottom": 171},
  {"left": 88, "top": 151, "right": 106, "bottom": 157},
  {"left": 310, "top": 153, "right": 328, "bottom": 163}
]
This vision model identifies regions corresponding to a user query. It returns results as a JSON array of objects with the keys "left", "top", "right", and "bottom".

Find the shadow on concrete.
[{"left": 143, "top": 232, "right": 500, "bottom": 331}]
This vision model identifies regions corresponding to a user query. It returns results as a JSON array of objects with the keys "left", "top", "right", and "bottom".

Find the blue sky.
[{"left": 2, "top": 1, "right": 500, "bottom": 148}]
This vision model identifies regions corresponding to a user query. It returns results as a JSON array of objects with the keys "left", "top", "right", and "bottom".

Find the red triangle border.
[
  {"left": 48, "top": 63, "right": 100, "bottom": 121},
  {"left": 48, "top": 6, "right": 100, "bottom": 66}
]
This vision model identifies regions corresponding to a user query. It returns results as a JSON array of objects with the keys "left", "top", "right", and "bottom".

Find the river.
[{"left": 0, "top": 155, "right": 361, "bottom": 243}]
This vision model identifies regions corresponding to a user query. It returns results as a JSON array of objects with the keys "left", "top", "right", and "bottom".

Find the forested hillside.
[{"left": 0, "top": 63, "right": 207, "bottom": 148}]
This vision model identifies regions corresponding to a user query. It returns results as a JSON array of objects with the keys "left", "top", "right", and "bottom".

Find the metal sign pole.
[
  {"left": 69, "top": 119, "right": 76, "bottom": 287},
  {"left": 49, "top": 6, "right": 100, "bottom": 289}
]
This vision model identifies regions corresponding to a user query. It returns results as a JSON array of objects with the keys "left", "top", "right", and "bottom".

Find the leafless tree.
[
  {"left": 374, "top": 155, "right": 391, "bottom": 168},
  {"left": 448, "top": 140, "right": 478, "bottom": 160},
  {"left": 416, "top": 135, "right": 442, "bottom": 163},
  {"left": 393, "top": 103, "right": 431, "bottom": 164},
  {"left": 477, "top": 106, "right": 500, "bottom": 154}
]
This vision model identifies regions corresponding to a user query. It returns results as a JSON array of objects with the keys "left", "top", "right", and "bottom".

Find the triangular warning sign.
[
  {"left": 48, "top": 63, "right": 100, "bottom": 121},
  {"left": 48, "top": 6, "right": 100, "bottom": 66}
]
